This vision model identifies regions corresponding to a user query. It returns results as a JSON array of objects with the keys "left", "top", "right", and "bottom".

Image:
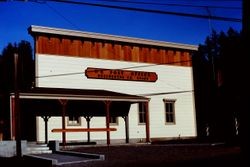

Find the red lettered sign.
[{"left": 85, "top": 67, "right": 158, "bottom": 82}]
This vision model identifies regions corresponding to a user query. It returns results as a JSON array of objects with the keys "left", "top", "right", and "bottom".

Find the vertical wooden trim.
[
  {"left": 10, "top": 97, "right": 15, "bottom": 140},
  {"left": 35, "top": 34, "right": 193, "bottom": 67},
  {"left": 87, "top": 116, "right": 90, "bottom": 143},
  {"left": 47, "top": 37, "right": 52, "bottom": 55},
  {"left": 123, "top": 46, "right": 132, "bottom": 61},
  {"left": 59, "top": 99, "right": 68, "bottom": 146},
  {"left": 42, "top": 116, "right": 51, "bottom": 144},
  {"left": 58, "top": 37, "right": 63, "bottom": 55},
  {"left": 114, "top": 44, "right": 122, "bottom": 61},
  {"left": 83, "top": 41, "right": 92, "bottom": 57},
  {"left": 168, "top": 50, "right": 174, "bottom": 65},
  {"left": 152, "top": 48, "right": 159, "bottom": 64},
  {"left": 104, "top": 101, "right": 111, "bottom": 145},
  {"left": 45, "top": 116, "right": 49, "bottom": 144},
  {"left": 174, "top": 51, "right": 181, "bottom": 65},
  {"left": 101, "top": 43, "right": 107, "bottom": 59},
  {"left": 90, "top": 41, "right": 96, "bottom": 58},
  {"left": 144, "top": 101, "right": 150, "bottom": 142},
  {"left": 159, "top": 49, "right": 166, "bottom": 64},
  {"left": 187, "top": 52, "right": 192, "bottom": 66},
  {"left": 124, "top": 116, "right": 129, "bottom": 143},
  {"left": 84, "top": 116, "right": 93, "bottom": 143},
  {"left": 69, "top": 39, "right": 76, "bottom": 56},
  {"left": 131, "top": 46, "right": 140, "bottom": 62},
  {"left": 35, "top": 36, "right": 39, "bottom": 54},
  {"left": 120, "top": 45, "right": 125, "bottom": 61},
  {"left": 181, "top": 51, "right": 189, "bottom": 66},
  {"left": 14, "top": 53, "right": 22, "bottom": 157},
  {"left": 107, "top": 43, "right": 114, "bottom": 59}
]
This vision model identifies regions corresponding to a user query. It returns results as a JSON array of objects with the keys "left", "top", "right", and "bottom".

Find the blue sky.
[{"left": 0, "top": 0, "right": 242, "bottom": 53}]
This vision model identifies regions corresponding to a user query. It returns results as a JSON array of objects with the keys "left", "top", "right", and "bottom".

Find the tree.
[
  {"left": 0, "top": 40, "right": 34, "bottom": 139},
  {"left": 1, "top": 40, "right": 34, "bottom": 92},
  {"left": 193, "top": 28, "right": 242, "bottom": 143}
]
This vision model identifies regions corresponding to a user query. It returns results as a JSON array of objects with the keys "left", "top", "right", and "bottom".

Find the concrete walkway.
[{"left": 25, "top": 150, "right": 105, "bottom": 166}]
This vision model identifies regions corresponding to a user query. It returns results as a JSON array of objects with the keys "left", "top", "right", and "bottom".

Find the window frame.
[
  {"left": 163, "top": 99, "right": 176, "bottom": 125},
  {"left": 67, "top": 115, "right": 81, "bottom": 126},
  {"left": 138, "top": 103, "right": 146, "bottom": 125},
  {"left": 109, "top": 116, "right": 119, "bottom": 126}
]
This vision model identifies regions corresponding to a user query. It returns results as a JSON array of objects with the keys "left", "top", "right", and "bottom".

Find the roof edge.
[
  {"left": 9, "top": 87, "right": 150, "bottom": 102},
  {"left": 29, "top": 25, "right": 198, "bottom": 51}
]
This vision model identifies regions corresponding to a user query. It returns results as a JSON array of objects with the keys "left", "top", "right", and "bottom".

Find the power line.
[
  {"left": 35, "top": 59, "right": 195, "bottom": 96},
  {"left": 7, "top": 0, "right": 241, "bottom": 22},
  {"left": 36, "top": 59, "right": 192, "bottom": 78},
  {"left": 159, "top": 0, "right": 241, "bottom": 1},
  {"left": 137, "top": 90, "right": 194, "bottom": 96},
  {"left": 3, "top": 0, "right": 239, "bottom": 95},
  {"left": 27, "top": 0, "right": 241, "bottom": 22},
  {"left": 98, "top": 0, "right": 242, "bottom": 10},
  {"left": 50, "top": 0, "right": 242, "bottom": 22},
  {"left": 36, "top": 59, "right": 193, "bottom": 93},
  {"left": 45, "top": 3, "right": 81, "bottom": 30}
]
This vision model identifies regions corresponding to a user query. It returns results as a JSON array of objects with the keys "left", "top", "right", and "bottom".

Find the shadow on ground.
[{"left": 0, "top": 141, "right": 246, "bottom": 167}]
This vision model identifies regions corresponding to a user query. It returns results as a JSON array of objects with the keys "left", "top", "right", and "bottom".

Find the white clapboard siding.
[{"left": 35, "top": 54, "right": 196, "bottom": 142}]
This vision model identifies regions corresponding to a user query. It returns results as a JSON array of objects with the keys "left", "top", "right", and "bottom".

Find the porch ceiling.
[{"left": 11, "top": 87, "right": 149, "bottom": 116}]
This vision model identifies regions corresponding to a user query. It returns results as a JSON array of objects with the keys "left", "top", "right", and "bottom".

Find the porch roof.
[{"left": 10, "top": 87, "right": 149, "bottom": 102}]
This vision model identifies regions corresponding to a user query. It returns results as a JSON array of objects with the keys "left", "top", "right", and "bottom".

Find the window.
[
  {"left": 67, "top": 115, "right": 81, "bottom": 126},
  {"left": 164, "top": 99, "right": 176, "bottom": 124},
  {"left": 109, "top": 116, "right": 118, "bottom": 125},
  {"left": 138, "top": 103, "right": 146, "bottom": 124}
]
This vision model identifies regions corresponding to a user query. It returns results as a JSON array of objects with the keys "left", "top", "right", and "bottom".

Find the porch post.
[
  {"left": 84, "top": 116, "right": 93, "bottom": 143},
  {"left": 144, "top": 101, "right": 150, "bottom": 143},
  {"left": 41, "top": 116, "right": 51, "bottom": 144},
  {"left": 122, "top": 116, "right": 129, "bottom": 143},
  {"left": 104, "top": 101, "right": 111, "bottom": 145},
  {"left": 59, "top": 99, "right": 68, "bottom": 146}
]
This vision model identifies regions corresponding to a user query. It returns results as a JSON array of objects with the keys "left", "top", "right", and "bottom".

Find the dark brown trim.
[
  {"left": 144, "top": 102, "right": 150, "bottom": 142},
  {"left": 59, "top": 99, "right": 68, "bottom": 146},
  {"left": 105, "top": 101, "right": 111, "bottom": 145}
]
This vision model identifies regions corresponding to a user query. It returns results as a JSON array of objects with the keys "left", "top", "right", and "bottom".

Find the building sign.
[{"left": 85, "top": 67, "right": 158, "bottom": 82}]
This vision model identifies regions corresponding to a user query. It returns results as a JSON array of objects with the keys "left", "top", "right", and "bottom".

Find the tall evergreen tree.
[
  {"left": 1, "top": 40, "right": 34, "bottom": 92},
  {"left": 0, "top": 40, "right": 34, "bottom": 139},
  {"left": 193, "top": 28, "right": 242, "bottom": 143}
]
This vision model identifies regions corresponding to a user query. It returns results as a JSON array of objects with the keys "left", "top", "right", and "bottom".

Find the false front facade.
[{"left": 10, "top": 25, "right": 198, "bottom": 144}]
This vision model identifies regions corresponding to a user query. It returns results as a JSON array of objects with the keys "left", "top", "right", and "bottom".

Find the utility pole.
[{"left": 14, "top": 53, "right": 22, "bottom": 157}]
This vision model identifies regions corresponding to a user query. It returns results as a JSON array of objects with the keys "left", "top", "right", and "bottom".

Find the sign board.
[{"left": 85, "top": 67, "right": 158, "bottom": 82}]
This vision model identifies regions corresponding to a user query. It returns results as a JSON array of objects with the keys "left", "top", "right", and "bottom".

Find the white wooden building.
[{"left": 10, "top": 25, "right": 198, "bottom": 145}]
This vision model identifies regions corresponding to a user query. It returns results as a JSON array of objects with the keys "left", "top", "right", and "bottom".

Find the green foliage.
[
  {"left": 193, "top": 27, "right": 242, "bottom": 141},
  {"left": 0, "top": 40, "right": 34, "bottom": 92}
]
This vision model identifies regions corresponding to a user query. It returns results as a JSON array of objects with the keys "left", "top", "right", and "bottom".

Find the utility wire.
[
  {"left": 137, "top": 90, "right": 194, "bottom": 96},
  {"left": 187, "top": 0, "right": 241, "bottom": 1},
  {"left": 98, "top": 0, "right": 242, "bottom": 10},
  {"left": 36, "top": 59, "right": 193, "bottom": 94},
  {"left": 5, "top": 0, "right": 238, "bottom": 96},
  {"left": 36, "top": 59, "right": 192, "bottom": 78},
  {"left": 45, "top": 3, "right": 81, "bottom": 30},
  {"left": 35, "top": 0, "right": 241, "bottom": 22},
  {"left": 7, "top": 0, "right": 241, "bottom": 22}
]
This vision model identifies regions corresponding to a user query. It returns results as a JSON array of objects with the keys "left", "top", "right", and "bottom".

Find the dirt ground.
[
  {"left": 0, "top": 142, "right": 244, "bottom": 167},
  {"left": 60, "top": 142, "right": 243, "bottom": 167}
]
